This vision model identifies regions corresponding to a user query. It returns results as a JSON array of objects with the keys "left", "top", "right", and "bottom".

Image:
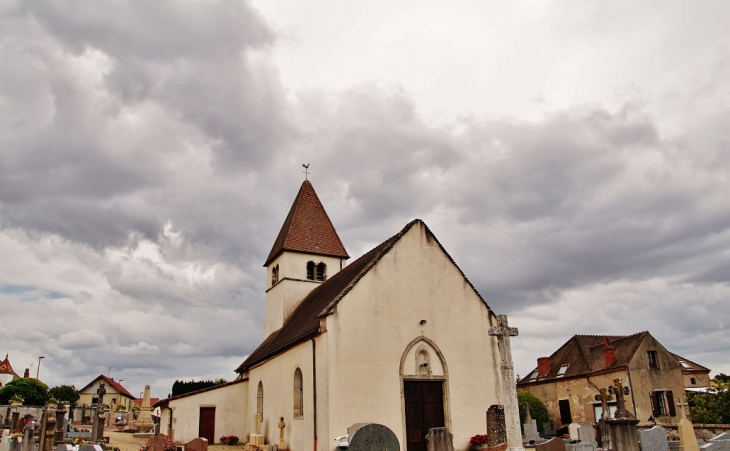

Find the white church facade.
[{"left": 157, "top": 181, "right": 521, "bottom": 451}]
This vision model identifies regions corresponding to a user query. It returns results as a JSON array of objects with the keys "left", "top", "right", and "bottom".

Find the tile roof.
[
  {"left": 518, "top": 332, "right": 648, "bottom": 385},
  {"left": 670, "top": 353, "right": 710, "bottom": 373},
  {"left": 264, "top": 181, "right": 349, "bottom": 266},
  {"left": 80, "top": 375, "right": 136, "bottom": 399},
  {"left": 238, "top": 219, "right": 491, "bottom": 373},
  {"left": 0, "top": 354, "right": 19, "bottom": 378}
]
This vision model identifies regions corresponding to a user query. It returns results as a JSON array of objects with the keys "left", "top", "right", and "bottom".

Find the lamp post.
[{"left": 34, "top": 356, "right": 45, "bottom": 387}]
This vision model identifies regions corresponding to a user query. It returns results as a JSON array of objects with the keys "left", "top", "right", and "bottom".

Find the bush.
[
  {"left": 0, "top": 378, "right": 49, "bottom": 406},
  {"left": 49, "top": 385, "right": 80, "bottom": 406},
  {"left": 517, "top": 391, "right": 549, "bottom": 433}
]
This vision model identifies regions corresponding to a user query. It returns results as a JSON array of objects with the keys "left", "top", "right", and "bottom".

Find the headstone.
[
  {"left": 78, "top": 445, "right": 103, "bottom": 451},
  {"left": 184, "top": 437, "right": 208, "bottom": 451},
  {"left": 568, "top": 424, "right": 580, "bottom": 441},
  {"left": 710, "top": 434, "right": 730, "bottom": 442},
  {"left": 347, "top": 423, "right": 399, "bottom": 451},
  {"left": 702, "top": 442, "right": 730, "bottom": 451},
  {"left": 524, "top": 419, "right": 540, "bottom": 442},
  {"left": 577, "top": 424, "right": 597, "bottom": 446},
  {"left": 535, "top": 437, "right": 567, "bottom": 451},
  {"left": 425, "top": 427, "right": 453, "bottom": 451},
  {"left": 489, "top": 315, "right": 525, "bottom": 451},
  {"left": 639, "top": 426, "right": 668, "bottom": 451},
  {"left": 42, "top": 414, "right": 57, "bottom": 451},
  {"left": 543, "top": 422, "right": 556, "bottom": 437},
  {"left": 487, "top": 405, "right": 507, "bottom": 447},
  {"left": 145, "top": 433, "right": 170, "bottom": 451},
  {"left": 56, "top": 445, "right": 75, "bottom": 451},
  {"left": 676, "top": 400, "right": 700, "bottom": 451},
  {"left": 566, "top": 443, "right": 594, "bottom": 451},
  {"left": 21, "top": 419, "right": 34, "bottom": 451},
  {"left": 348, "top": 424, "right": 369, "bottom": 438},
  {"left": 248, "top": 414, "right": 264, "bottom": 447}
]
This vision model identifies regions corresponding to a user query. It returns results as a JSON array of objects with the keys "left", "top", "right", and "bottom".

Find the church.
[{"left": 156, "top": 180, "right": 522, "bottom": 451}]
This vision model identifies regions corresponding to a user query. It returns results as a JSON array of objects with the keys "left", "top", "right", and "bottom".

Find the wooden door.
[
  {"left": 199, "top": 407, "right": 216, "bottom": 443},
  {"left": 404, "top": 381, "right": 445, "bottom": 451}
]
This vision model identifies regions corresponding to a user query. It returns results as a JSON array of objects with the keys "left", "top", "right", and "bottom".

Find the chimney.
[
  {"left": 604, "top": 337, "right": 617, "bottom": 367},
  {"left": 537, "top": 357, "right": 551, "bottom": 377},
  {"left": 24, "top": 368, "right": 30, "bottom": 378}
]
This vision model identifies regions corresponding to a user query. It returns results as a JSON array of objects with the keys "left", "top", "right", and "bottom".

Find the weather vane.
[{"left": 302, "top": 163, "right": 310, "bottom": 180}]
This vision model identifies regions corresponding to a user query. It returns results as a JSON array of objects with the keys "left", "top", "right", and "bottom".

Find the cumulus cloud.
[{"left": 0, "top": 0, "right": 729, "bottom": 396}]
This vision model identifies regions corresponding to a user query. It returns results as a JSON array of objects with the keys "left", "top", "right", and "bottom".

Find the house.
[
  {"left": 516, "top": 332, "right": 711, "bottom": 426},
  {"left": 155, "top": 180, "right": 521, "bottom": 451},
  {"left": 78, "top": 375, "right": 136, "bottom": 410},
  {"left": 0, "top": 354, "right": 20, "bottom": 387},
  {"left": 669, "top": 353, "right": 711, "bottom": 390}
]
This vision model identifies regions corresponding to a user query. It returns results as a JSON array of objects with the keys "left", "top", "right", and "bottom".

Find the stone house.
[
  {"left": 78, "top": 375, "right": 136, "bottom": 411},
  {"left": 155, "top": 180, "right": 521, "bottom": 451},
  {"left": 516, "top": 332, "right": 710, "bottom": 427},
  {"left": 669, "top": 353, "right": 711, "bottom": 390}
]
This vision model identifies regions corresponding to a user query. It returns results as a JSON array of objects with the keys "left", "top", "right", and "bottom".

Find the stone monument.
[
  {"left": 487, "top": 405, "right": 507, "bottom": 447},
  {"left": 602, "top": 378, "right": 639, "bottom": 451},
  {"left": 523, "top": 403, "right": 540, "bottom": 442},
  {"left": 246, "top": 413, "right": 265, "bottom": 448},
  {"left": 347, "top": 423, "right": 399, "bottom": 451},
  {"left": 639, "top": 425, "right": 668, "bottom": 451},
  {"left": 277, "top": 417, "right": 287, "bottom": 451},
  {"left": 425, "top": 427, "right": 454, "bottom": 451},
  {"left": 676, "top": 399, "right": 700, "bottom": 451},
  {"left": 535, "top": 437, "right": 566, "bottom": 451},
  {"left": 135, "top": 385, "right": 155, "bottom": 432},
  {"left": 489, "top": 315, "right": 526, "bottom": 451}
]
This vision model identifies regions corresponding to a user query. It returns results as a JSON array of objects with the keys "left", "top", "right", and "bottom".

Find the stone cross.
[
  {"left": 594, "top": 387, "right": 611, "bottom": 420},
  {"left": 489, "top": 314, "right": 525, "bottom": 451},
  {"left": 609, "top": 378, "right": 630, "bottom": 418},
  {"left": 277, "top": 417, "right": 287, "bottom": 450},
  {"left": 676, "top": 399, "right": 689, "bottom": 419}
]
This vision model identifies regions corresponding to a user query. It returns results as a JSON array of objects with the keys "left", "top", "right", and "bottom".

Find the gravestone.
[
  {"left": 523, "top": 404, "right": 540, "bottom": 442},
  {"left": 184, "top": 437, "right": 208, "bottom": 451},
  {"left": 676, "top": 400, "right": 700, "bottom": 451},
  {"left": 577, "top": 424, "right": 597, "bottom": 446},
  {"left": 425, "top": 427, "right": 453, "bottom": 451},
  {"left": 702, "top": 441, "right": 730, "bottom": 451},
  {"left": 146, "top": 433, "right": 170, "bottom": 451},
  {"left": 710, "top": 435, "right": 730, "bottom": 442},
  {"left": 277, "top": 416, "right": 287, "bottom": 451},
  {"left": 78, "top": 445, "right": 103, "bottom": 451},
  {"left": 639, "top": 426, "right": 668, "bottom": 451},
  {"left": 56, "top": 445, "right": 74, "bottom": 451},
  {"left": 568, "top": 424, "right": 580, "bottom": 441},
  {"left": 21, "top": 419, "right": 34, "bottom": 451},
  {"left": 347, "top": 423, "right": 399, "bottom": 451},
  {"left": 535, "top": 437, "right": 567, "bottom": 451},
  {"left": 543, "top": 422, "right": 556, "bottom": 437},
  {"left": 487, "top": 405, "right": 507, "bottom": 447}
]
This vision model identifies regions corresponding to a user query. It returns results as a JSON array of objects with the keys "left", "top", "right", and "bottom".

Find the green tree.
[
  {"left": 49, "top": 385, "right": 80, "bottom": 407},
  {"left": 517, "top": 391, "right": 550, "bottom": 433},
  {"left": 0, "top": 378, "right": 49, "bottom": 406}
]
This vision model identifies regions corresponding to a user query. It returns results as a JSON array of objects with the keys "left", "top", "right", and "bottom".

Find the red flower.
[{"left": 469, "top": 434, "right": 489, "bottom": 446}]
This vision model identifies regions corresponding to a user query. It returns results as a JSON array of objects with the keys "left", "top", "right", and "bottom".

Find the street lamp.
[{"left": 34, "top": 356, "right": 45, "bottom": 387}]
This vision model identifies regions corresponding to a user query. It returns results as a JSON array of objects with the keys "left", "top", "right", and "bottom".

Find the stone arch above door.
[{"left": 399, "top": 336, "right": 448, "bottom": 379}]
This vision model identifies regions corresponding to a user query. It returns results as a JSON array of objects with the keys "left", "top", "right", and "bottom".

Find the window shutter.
[
  {"left": 650, "top": 392, "right": 659, "bottom": 417},
  {"left": 667, "top": 391, "right": 676, "bottom": 416}
]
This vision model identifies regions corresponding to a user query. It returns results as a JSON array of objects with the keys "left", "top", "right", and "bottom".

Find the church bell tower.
[{"left": 263, "top": 180, "right": 349, "bottom": 337}]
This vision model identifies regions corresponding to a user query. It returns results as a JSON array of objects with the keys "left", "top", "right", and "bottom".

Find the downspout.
[
  {"left": 626, "top": 366, "right": 637, "bottom": 418},
  {"left": 311, "top": 336, "right": 318, "bottom": 451}
]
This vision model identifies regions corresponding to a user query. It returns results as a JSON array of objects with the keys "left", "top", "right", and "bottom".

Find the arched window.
[
  {"left": 271, "top": 265, "right": 279, "bottom": 287},
  {"left": 293, "top": 368, "right": 303, "bottom": 418},
  {"left": 257, "top": 381, "right": 264, "bottom": 420},
  {"left": 316, "top": 263, "right": 326, "bottom": 281},
  {"left": 306, "top": 261, "right": 315, "bottom": 280}
]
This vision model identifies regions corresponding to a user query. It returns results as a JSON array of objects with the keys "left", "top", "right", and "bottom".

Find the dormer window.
[
  {"left": 307, "top": 262, "right": 326, "bottom": 281},
  {"left": 529, "top": 370, "right": 539, "bottom": 382},
  {"left": 556, "top": 364, "right": 569, "bottom": 377}
]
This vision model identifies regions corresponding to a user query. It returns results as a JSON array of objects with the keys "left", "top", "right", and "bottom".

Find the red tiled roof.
[
  {"left": 239, "top": 219, "right": 491, "bottom": 373},
  {"left": 134, "top": 398, "right": 160, "bottom": 407},
  {"left": 80, "top": 375, "right": 136, "bottom": 399},
  {"left": 264, "top": 181, "right": 349, "bottom": 266},
  {"left": 0, "top": 354, "right": 19, "bottom": 378},
  {"left": 517, "top": 332, "right": 648, "bottom": 385}
]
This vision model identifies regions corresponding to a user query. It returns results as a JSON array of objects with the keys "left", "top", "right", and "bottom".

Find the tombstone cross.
[
  {"left": 488, "top": 314, "right": 524, "bottom": 451},
  {"left": 609, "top": 378, "right": 630, "bottom": 419},
  {"left": 676, "top": 399, "right": 689, "bottom": 419},
  {"left": 594, "top": 387, "right": 612, "bottom": 420},
  {"left": 277, "top": 417, "right": 287, "bottom": 450}
]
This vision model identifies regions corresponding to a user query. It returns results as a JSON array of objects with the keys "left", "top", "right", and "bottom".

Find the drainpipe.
[
  {"left": 311, "top": 336, "right": 318, "bottom": 451},
  {"left": 626, "top": 366, "right": 637, "bottom": 418}
]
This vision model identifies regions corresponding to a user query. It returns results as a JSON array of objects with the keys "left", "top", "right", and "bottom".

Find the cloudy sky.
[{"left": 1, "top": 0, "right": 729, "bottom": 399}]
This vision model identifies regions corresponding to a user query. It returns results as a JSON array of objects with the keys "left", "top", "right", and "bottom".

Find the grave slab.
[
  {"left": 701, "top": 442, "right": 730, "bottom": 451},
  {"left": 535, "top": 437, "right": 567, "bottom": 451},
  {"left": 487, "top": 405, "right": 507, "bottom": 448},
  {"left": 639, "top": 426, "right": 668, "bottom": 451},
  {"left": 348, "top": 423, "right": 399, "bottom": 451},
  {"left": 77, "top": 445, "right": 103, "bottom": 451},
  {"left": 55, "top": 445, "right": 74, "bottom": 451}
]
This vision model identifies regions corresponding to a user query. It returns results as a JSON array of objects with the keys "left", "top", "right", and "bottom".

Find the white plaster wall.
[
  {"left": 325, "top": 223, "right": 503, "bottom": 451},
  {"left": 245, "top": 336, "right": 328, "bottom": 451},
  {"left": 167, "top": 382, "right": 248, "bottom": 444},
  {"left": 265, "top": 253, "right": 346, "bottom": 336}
]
